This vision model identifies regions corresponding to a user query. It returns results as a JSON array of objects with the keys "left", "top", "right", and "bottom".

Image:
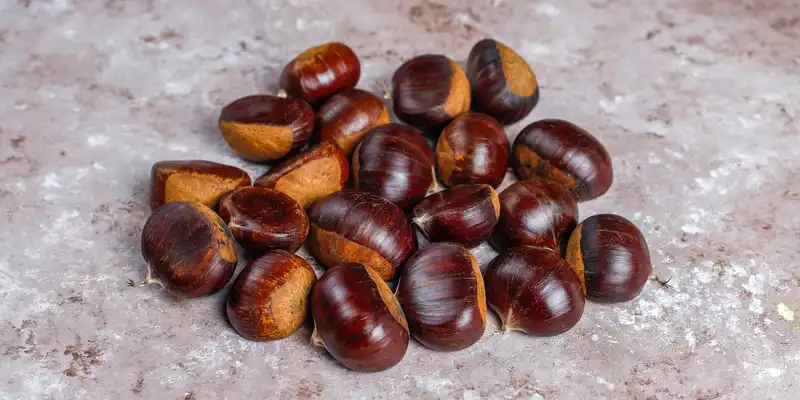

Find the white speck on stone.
[
  {"left": 664, "top": 148, "right": 684, "bottom": 159},
  {"left": 532, "top": 394, "right": 544, "bottom": 400},
  {"left": 75, "top": 168, "right": 89, "bottom": 180},
  {"left": 168, "top": 143, "right": 190, "bottom": 152},
  {"left": 534, "top": 3, "right": 561, "bottom": 16},
  {"left": 14, "top": 103, "right": 28, "bottom": 110},
  {"left": 595, "top": 377, "right": 615, "bottom": 390},
  {"left": 648, "top": 153, "right": 661, "bottom": 164},
  {"left": 757, "top": 368, "right": 784, "bottom": 380},
  {"left": 87, "top": 134, "right": 108, "bottom": 146},
  {"left": 63, "top": 29, "right": 75, "bottom": 39},
  {"left": 737, "top": 116, "right": 759, "bottom": 129},
  {"left": 455, "top": 13, "right": 470, "bottom": 24},
  {"left": 157, "top": 41, "right": 170, "bottom": 50},
  {"left": 599, "top": 95, "right": 625, "bottom": 113},
  {"left": 296, "top": 18, "right": 307, "bottom": 30},
  {"left": 493, "top": 0, "right": 503, "bottom": 6},
  {"left": 742, "top": 275, "right": 764, "bottom": 295},
  {"left": 92, "top": 162, "right": 106, "bottom": 170},
  {"left": 638, "top": 300, "right": 663, "bottom": 319},
  {"left": 591, "top": 334, "right": 599, "bottom": 341},
  {"left": 681, "top": 224, "right": 704, "bottom": 234},
  {"left": 616, "top": 309, "right": 635, "bottom": 325},
  {"left": 685, "top": 330, "right": 696, "bottom": 348},
  {"left": 749, "top": 299, "right": 764, "bottom": 314},
  {"left": 42, "top": 173, "right": 62, "bottom": 188},
  {"left": 777, "top": 303, "right": 794, "bottom": 321},
  {"left": 522, "top": 41, "right": 551, "bottom": 55},
  {"left": 164, "top": 82, "right": 191, "bottom": 95}
]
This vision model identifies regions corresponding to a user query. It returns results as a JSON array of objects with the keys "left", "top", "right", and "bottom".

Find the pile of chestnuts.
[{"left": 131, "top": 38, "right": 653, "bottom": 373}]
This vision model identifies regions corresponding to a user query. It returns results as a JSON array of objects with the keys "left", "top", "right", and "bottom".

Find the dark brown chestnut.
[
  {"left": 133, "top": 201, "right": 237, "bottom": 297},
  {"left": 352, "top": 123, "right": 435, "bottom": 210},
  {"left": 412, "top": 184, "right": 500, "bottom": 248},
  {"left": 254, "top": 141, "right": 349, "bottom": 208},
  {"left": 485, "top": 246, "right": 585, "bottom": 336},
  {"left": 280, "top": 42, "right": 361, "bottom": 104},
  {"left": 436, "top": 112, "right": 509, "bottom": 188},
  {"left": 316, "top": 88, "right": 390, "bottom": 154},
  {"left": 150, "top": 160, "right": 251, "bottom": 211},
  {"left": 226, "top": 250, "right": 316, "bottom": 340},
  {"left": 512, "top": 119, "right": 613, "bottom": 201},
  {"left": 397, "top": 243, "right": 486, "bottom": 351},
  {"left": 391, "top": 54, "right": 471, "bottom": 132},
  {"left": 307, "top": 190, "right": 416, "bottom": 280},
  {"left": 566, "top": 214, "right": 652, "bottom": 303},
  {"left": 218, "top": 94, "right": 314, "bottom": 162},
  {"left": 311, "top": 262, "right": 408, "bottom": 372},
  {"left": 467, "top": 38, "right": 540, "bottom": 125},
  {"left": 490, "top": 179, "right": 578, "bottom": 253},
  {"left": 218, "top": 186, "right": 309, "bottom": 254}
]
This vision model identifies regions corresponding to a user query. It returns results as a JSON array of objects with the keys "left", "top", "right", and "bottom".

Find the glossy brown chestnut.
[
  {"left": 226, "top": 250, "right": 316, "bottom": 340},
  {"left": 254, "top": 141, "right": 349, "bottom": 208},
  {"left": 467, "top": 38, "right": 540, "bottom": 125},
  {"left": 412, "top": 184, "right": 500, "bottom": 248},
  {"left": 512, "top": 119, "right": 613, "bottom": 201},
  {"left": 218, "top": 94, "right": 314, "bottom": 162},
  {"left": 485, "top": 246, "right": 585, "bottom": 336},
  {"left": 150, "top": 160, "right": 251, "bottom": 211},
  {"left": 307, "top": 190, "right": 415, "bottom": 280},
  {"left": 490, "top": 179, "right": 578, "bottom": 253},
  {"left": 566, "top": 214, "right": 652, "bottom": 303},
  {"left": 134, "top": 201, "right": 237, "bottom": 297},
  {"left": 397, "top": 243, "right": 486, "bottom": 351},
  {"left": 316, "top": 88, "right": 390, "bottom": 154},
  {"left": 280, "top": 42, "right": 361, "bottom": 104},
  {"left": 436, "top": 113, "right": 509, "bottom": 188},
  {"left": 311, "top": 262, "right": 409, "bottom": 372},
  {"left": 391, "top": 54, "right": 471, "bottom": 132},
  {"left": 218, "top": 187, "right": 309, "bottom": 254},
  {"left": 353, "top": 123, "right": 435, "bottom": 210}
]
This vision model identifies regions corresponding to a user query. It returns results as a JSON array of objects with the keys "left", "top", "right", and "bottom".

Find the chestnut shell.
[
  {"left": 280, "top": 42, "right": 361, "bottom": 104},
  {"left": 436, "top": 112, "right": 509, "bottom": 188},
  {"left": 316, "top": 88, "right": 390, "bottom": 154},
  {"left": 412, "top": 184, "right": 500, "bottom": 248},
  {"left": 150, "top": 160, "right": 251, "bottom": 211}
]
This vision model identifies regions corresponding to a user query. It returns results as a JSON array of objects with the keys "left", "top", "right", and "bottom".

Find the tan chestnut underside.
[
  {"left": 274, "top": 157, "right": 343, "bottom": 208},
  {"left": 363, "top": 265, "right": 409, "bottom": 330},
  {"left": 565, "top": 222, "right": 587, "bottom": 294},
  {"left": 442, "top": 60, "right": 471, "bottom": 118},
  {"left": 497, "top": 41, "right": 537, "bottom": 97},
  {"left": 435, "top": 136, "right": 458, "bottom": 184},
  {"left": 489, "top": 186, "right": 501, "bottom": 220},
  {"left": 218, "top": 121, "right": 294, "bottom": 161},
  {"left": 468, "top": 251, "right": 488, "bottom": 326},
  {"left": 163, "top": 172, "right": 243, "bottom": 209},
  {"left": 514, "top": 145, "right": 577, "bottom": 190},
  {"left": 309, "top": 224, "right": 395, "bottom": 280},
  {"left": 268, "top": 265, "right": 316, "bottom": 339},
  {"left": 189, "top": 202, "right": 237, "bottom": 263}
]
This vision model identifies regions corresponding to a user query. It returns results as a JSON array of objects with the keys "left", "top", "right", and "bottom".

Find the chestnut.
[
  {"left": 280, "top": 42, "right": 361, "bottom": 104},
  {"left": 316, "top": 88, "right": 390, "bottom": 154},
  {"left": 226, "top": 250, "right": 316, "bottom": 341},
  {"left": 352, "top": 123, "right": 435, "bottom": 210},
  {"left": 436, "top": 112, "right": 509, "bottom": 188},
  {"left": 397, "top": 243, "right": 486, "bottom": 351},
  {"left": 150, "top": 160, "right": 250, "bottom": 211},
  {"left": 412, "top": 184, "right": 500, "bottom": 248},
  {"left": 311, "top": 262, "right": 408, "bottom": 372},
  {"left": 566, "top": 214, "right": 652, "bottom": 303},
  {"left": 218, "top": 94, "right": 314, "bottom": 162},
  {"left": 490, "top": 179, "right": 577, "bottom": 253},
  {"left": 133, "top": 201, "right": 237, "bottom": 297},
  {"left": 485, "top": 246, "right": 585, "bottom": 336},
  {"left": 391, "top": 54, "right": 471, "bottom": 132},
  {"left": 254, "top": 141, "right": 349, "bottom": 208},
  {"left": 467, "top": 38, "right": 539, "bottom": 125},
  {"left": 307, "top": 189, "right": 415, "bottom": 280},
  {"left": 218, "top": 186, "right": 309, "bottom": 254},
  {"left": 512, "top": 119, "right": 613, "bottom": 201}
]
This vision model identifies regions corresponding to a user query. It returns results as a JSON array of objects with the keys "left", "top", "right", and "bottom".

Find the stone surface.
[{"left": 1, "top": 0, "right": 799, "bottom": 399}]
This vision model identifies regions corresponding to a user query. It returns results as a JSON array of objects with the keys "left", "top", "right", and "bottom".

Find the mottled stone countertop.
[{"left": 1, "top": 0, "right": 799, "bottom": 399}]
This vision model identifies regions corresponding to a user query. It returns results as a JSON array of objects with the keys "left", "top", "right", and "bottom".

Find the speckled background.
[{"left": 1, "top": 0, "right": 799, "bottom": 399}]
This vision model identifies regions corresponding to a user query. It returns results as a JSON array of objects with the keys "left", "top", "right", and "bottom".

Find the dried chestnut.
[
  {"left": 412, "top": 184, "right": 500, "bottom": 248},
  {"left": 436, "top": 112, "right": 509, "bottom": 188},
  {"left": 254, "top": 141, "right": 349, "bottom": 208},
  {"left": 566, "top": 214, "right": 652, "bottom": 303},
  {"left": 485, "top": 246, "right": 584, "bottom": 336},
  {"left": 490, "top": 179, "right": 578, "bottom": 253},
  {"left": 218, "top": 94, "right": 314, "bottom": 162},
  {"left": 280, "top": 42, "right": 361, "bottom": 104},
  {"left": 307, "top": 190, "right": 415, "bottom": 280},
  {"left": 397, "top": 243, "right": 486, "bottom": 351},
  {"left": 467, "top": 38, "right": 539, "bottom": 125},
  {"left": 311, "top": 262, "right": 408, "bottom": 372},
  {"left": 352, "top": 123, "right": 435, "bottom": 209},
  {"left": 226, "top": 250, "right": 316, "bottom": 340},
  {"left": 512, "top": 119, "right": 612, "bottom": 201},
  {"left": 150, "top": 160, "right": 250, "bottom": 211},
  {"left": 316, "top": 88, "right": 390, "bottom": 154}
]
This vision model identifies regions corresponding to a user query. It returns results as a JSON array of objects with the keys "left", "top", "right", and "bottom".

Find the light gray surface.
[{"left": 1, "top": 0, "right": 799, "bottom": 399}]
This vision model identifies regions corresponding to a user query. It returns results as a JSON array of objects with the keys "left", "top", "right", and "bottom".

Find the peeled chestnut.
[
  {"left": 391, "top": 54, "right": 471, "bottom": 132},
  {"left": 436, "top": 113, "right": 509, "bottom": 188},
  {"left": 485, "top": 246, "right": 584, "bottom": 336},
  {"left": 512, "top": 119, "right": 613, "bottom": 201},
  {"left": 218, "top": 94, "right": 314, "bottom": 162},
  {"left": 150, "top": 160, "right": 250, "bottom": 211},
  {"left": 490, "top": 179, "right": 577, "bottom": 253},
  {"left": 307, "top": 190, "right": 415, "bottom": 280},
  {"left": 412, "top": 184, "right": 500, "bottom": 247},
  {"left": 311, "top": 262, "right": 409, "bottom": 372},
  {"left": 218, "top": 186, "right": 308, "bottom": 254},
  {"left": 133, "top": 201, "right": 237, "bottom": 297},
  {"left": 566, "top": 214, "right": 652, "bottom": 303},
  {"left": 316, "top": 88, "right": 390, "bottom": 154},
  {"left": 226, "top": 251, "right": 316, "bottom": 340},
  {"left": 467, "top": 38, "right": 540, "bottom": 125},
  {"left": 353, "top": 123, "right": 435, "bottom": 209},
  {"left": 280, "top": 42, "right": 361, "bottom": 104},
  {"left": 397, "top": 243, "right": 485, "bottom": 351},
  {"left": 254, "top": 141, "right": 349, "bottom": 208}
]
